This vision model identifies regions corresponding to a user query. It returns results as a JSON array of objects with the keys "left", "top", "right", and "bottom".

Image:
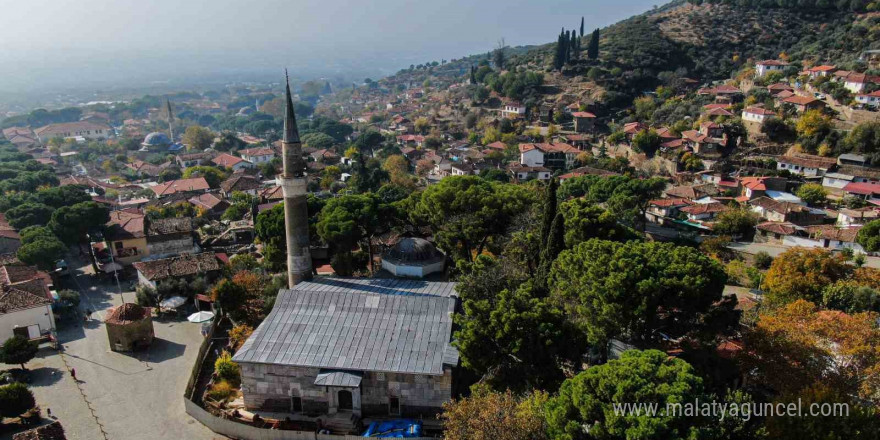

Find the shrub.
[
  {"left": 228, "top": 325, "right": 254, "bottom": 351},
  {"left": 753, "top": 251, "right": 773, "bottom": 270},
  {"left": 214, "top": 351, "right": 241, "bottom": 385},
  {"left": 206, "top": 380, "right": 235, "bottom": 402}
]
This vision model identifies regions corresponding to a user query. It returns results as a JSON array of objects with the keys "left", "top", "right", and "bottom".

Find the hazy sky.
[{"left": 0, "top": 0, "right": 659, "bottom": 93}]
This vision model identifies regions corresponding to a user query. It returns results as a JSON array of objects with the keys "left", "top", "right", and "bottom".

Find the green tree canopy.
[
  {"left": 182, "top": 125, "right": 214, "bottom": 150},
  {"left": 5, "top": 203, "right": 54, "bottom": 230},
  {"left": 0, "top": 382, "right": 35, "bottom": 419},
  {"left": 49, "top": 201, "right": 110, "bottom": 244},
  {"left": 711, "top": 206, "right": 759, "bottom": 238},
  {"left": 17, "top": 236, "right": 65, "bottom": 270},
  {"left": 558, "top": 199, "right": 633, "bottom": 247},
  {"left": 408, "top": 176, "right": 534, "bottom": 263},
  {"left": 795, "top": 183, "right": 828, "bottom": 206},
  {"left": 856, "top": 219, "right": 880, "bottom": 253},
  {"left": 182, "top": 166, "right": 226, "bottom": 188},
  {"left": 544, "top": 350, "right": 705, "bottom": 440},
  {"left": 0, "top": 336, "right": 38, "bottom": 370},
  {"left": 550, "top": 240, "right": 728, "bottom": 346}
]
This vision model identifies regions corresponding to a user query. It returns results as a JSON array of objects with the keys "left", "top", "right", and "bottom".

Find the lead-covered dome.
[
  {"left": 381, "top": 237, "right": 445, "bottom": 278},
  {"left": 143, "top": 132, "right": 171, "bottom": 146}
]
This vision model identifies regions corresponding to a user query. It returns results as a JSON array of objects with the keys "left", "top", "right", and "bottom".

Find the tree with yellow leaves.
[
  {"left": 441, "top": 388, "right": 548, "bottom": 440},
  {"left": 737, "top": 300, "right": 880, "bottom": 405},
  {"left": 761, "top": 247, "right": 850, "bottom": 306}
]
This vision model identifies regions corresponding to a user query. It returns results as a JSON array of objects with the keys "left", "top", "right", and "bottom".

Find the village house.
[
  {"left": 133, "top": 252, "right": 225, "bottom": 289},
  {"left": 781, "top": 95, "right": 825, "bottom": 113},
  {"left": 510, "top": 165, "right": 551, "bottom": 182},
  {"left": 739, "top": 176, "right": 787, "bottom": 200},
  {"left": 802, "top": 65, "right": 837, "bottom": 79},
  {"left": 188, "top": 193, "right": 230, "bottom": 218},
  {"left": 834, "top": 71, "right": 880, "bottom": 94},
  {"left": 572, "top": 111, "right": 596, "bottom": 133},
  {"left": 0, "top": 263, "right": 55, "bottom": 342},
  {"left": 102, "top": 209, "right": 148, "bottom": 265},
  {"left": 741, "top": 106, "right": 776, "bottom": 124},
  {"left": 449, "top": 162, "right": 476, "bottom": 176},
  {"left": 34, "top": 121, "right": 111, "bottom": 142},
  {"left": 233, "top": 278, "right": 457, "bottom": 424},
  {"left": 519, "top": 142, "right": 581, "bottom": 170},
  {"left": 310, "top": 149, "right": 339, "bottom": 164},
  {"left": 776, "top": 154, "right": 837, "bottom": 177},
  {"left": 396, "top": 134, "right": 425, "bottom": 147},
  {"left": 755, "top": 60, "right": 789, "bottom": 77},
  {"left": 837, "top": 153, "right": 870, "bottom": 168},
  {"left": 239, "top": 147, "right": 276, "bottom": 164},
  {"left": 622, "top": 122, "right": 647, "bottom": 142},
  {"left": 646, "top": 198, "right": 692, "bottom": 225},
  {"left": 212, "top": 153, "right": 252, "bottom": 171},
  {"left": 175, "top": 152, "right": 213, "bottom": 169},
  {"left": 150, "top": 177, "right": 210, "bottom": 198},
  {"left": 0, "top": 214, "right": 20, "bottom": 255},
  {"left": 680, "top": 202, "right": 728, "bottom": 222},
  {"left": 837, "top": 207, "right": 880, "bottom": 227},
  {"left": 665, "top": 183, "right": 722, "bottom": 202},
  {"left": 501, "top": 101, "right": 527, "bottom": 119},
  {"left": 758, "top": 223, "right": 865, "bottom": 253},
  {"left": 748, "top": 197, "right": 824, "bottom": 226},
  {"left": 220, "top": 175, "right": 262, "bottom": 198},
  {"left": 855, "top": 90, "right": 880, "bottom": 108},
  {"left": 146, "top": 217, "right": 198, "bottom": 259},
  {"left": 766, "top": 83, "right": 794, "bottom": 96},
  {"left": 126, "top": 160, "right": 170, "bottom": 178},
  {"left": 842, "top": 181, "right": 880, "bottom": 204}
]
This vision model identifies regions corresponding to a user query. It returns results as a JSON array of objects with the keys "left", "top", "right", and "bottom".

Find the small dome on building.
[
  {"left": 381, "top": 237, "right": 445, "bottom": 278},
  {"left": 143, "top": 132, "right": 171, "bottom": 147}
]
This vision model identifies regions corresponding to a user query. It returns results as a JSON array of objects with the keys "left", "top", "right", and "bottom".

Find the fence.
[
  {"left": 184, "top": 399, "right": 434, "bottom": 440},
  {"left": 184, "top": 316, "right": 219, "bottom": 400}
]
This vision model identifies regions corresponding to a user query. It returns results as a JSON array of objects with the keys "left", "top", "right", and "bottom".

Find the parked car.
[
  {"left": 362, "top": 420, "right": 422, "bottom": 438},
  {"left": 814, "top": 92, "right": 826, "bottom": 100}
]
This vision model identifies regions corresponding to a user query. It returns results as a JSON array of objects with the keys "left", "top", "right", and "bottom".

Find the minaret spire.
[
  {"left": 280, "top": 70, "right": 312, "bottom": 287},
  {"left": 166, "top": 98, "right": 174, "bottom": 141}
]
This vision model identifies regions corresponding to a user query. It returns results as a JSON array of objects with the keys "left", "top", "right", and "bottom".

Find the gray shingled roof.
[{"left": 233, "top": 278, "right": 458, "bottom": 376}]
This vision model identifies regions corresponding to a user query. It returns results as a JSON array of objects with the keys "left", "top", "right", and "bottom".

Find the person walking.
[{"left": 70, "top": 368, "right": 76, "bottom": 381}]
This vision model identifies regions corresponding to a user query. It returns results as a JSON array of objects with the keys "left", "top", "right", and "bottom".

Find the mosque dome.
[
  {"left": 381, "top": 237, "right": 445, "bottom": 278},
  {"left": 143, "top": 132, "right": 171, "bottom": 146}
]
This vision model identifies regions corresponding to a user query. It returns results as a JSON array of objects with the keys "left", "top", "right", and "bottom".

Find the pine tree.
[
  {"left": 588, "top": 28, "right": 600, "bottom": 60},
  {"left": 580, "top": 17, "right": 585, "bottom": 37}
]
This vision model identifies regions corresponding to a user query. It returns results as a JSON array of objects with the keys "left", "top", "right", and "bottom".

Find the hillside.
[{"left": 370, "top": 0, "right": 879, "bottom": 111}]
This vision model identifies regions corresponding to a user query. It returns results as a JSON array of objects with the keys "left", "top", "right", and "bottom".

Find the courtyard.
[{"left": 1, "top": 255, "right": 221, "bottom": 440}]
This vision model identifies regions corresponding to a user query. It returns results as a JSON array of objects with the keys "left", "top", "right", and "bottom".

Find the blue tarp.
[{"left": 362, "top": 419, "right": 422, "bottom": 438}]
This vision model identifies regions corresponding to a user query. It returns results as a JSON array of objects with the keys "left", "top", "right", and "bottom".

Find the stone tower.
[{"left": 281, "top": 72, "right": 312, "bottom": 287}]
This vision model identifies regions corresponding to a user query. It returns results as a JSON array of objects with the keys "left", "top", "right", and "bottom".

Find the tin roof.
[{"left": 233, "top": 277, "right": 458, "bottom": 375}]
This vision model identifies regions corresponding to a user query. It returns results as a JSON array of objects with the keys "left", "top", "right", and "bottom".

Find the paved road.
[
  {"left": 727, "top": 241, "right": 880, "bottom": 268},
  {"left": 6, "top": 256, "right": 222, "bottom": 440}
]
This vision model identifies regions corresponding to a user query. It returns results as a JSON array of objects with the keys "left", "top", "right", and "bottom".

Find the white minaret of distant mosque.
[
  {"left": 280, "top": 71, "right": 312, "bottom": 287},
  {"left": 166, "top": 98, "right": 175, "bottom": 141}
]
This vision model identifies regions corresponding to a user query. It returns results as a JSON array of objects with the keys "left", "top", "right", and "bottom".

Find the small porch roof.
[{"left": 314, "top": 370, "right": 363, "bottom": 387}]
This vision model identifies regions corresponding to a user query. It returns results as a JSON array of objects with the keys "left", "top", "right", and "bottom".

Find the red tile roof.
[
  {"left": 844, "top": 181, "right": 880, "bottom": 196},
  {"left": 151, "top": 177, "right": 210, "bottom": 197},
  {"left": 571, "top": 111, "right": 596, "bottom": 118},
  {"left": 104, "top": 303, "right": 151, "bottom": 325},
  {"left": 212, "top": 153, "right": 247, "bottom": 168}
]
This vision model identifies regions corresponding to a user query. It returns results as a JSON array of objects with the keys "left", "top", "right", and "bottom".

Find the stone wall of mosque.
[{"left": 239, "top": 363, "right": 452, "bottom": 418}]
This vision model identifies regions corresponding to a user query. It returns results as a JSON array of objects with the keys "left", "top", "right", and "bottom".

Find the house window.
[
  {"left": 115, "top": 241, "right": 124, "bottom": 250},
  {"left": 389, "top": 396, "right": 401, "bottom": 415},
  {"left": 291, "top": 396, "right": 302, "bottom": 412}
]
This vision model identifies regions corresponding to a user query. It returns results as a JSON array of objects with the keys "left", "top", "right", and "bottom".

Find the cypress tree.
[
  {"left": 570, "top": 32, "right": 578, "bottom": 61},
  {"left": 470, "top": 65, "right": 476, "bottom": 84},
  {"left": 540, "top": 178, "right": 559, "bottom": 253},
  {"left": 562, "top": 31, "right": 571, "bottom": 64},
  {"left": 553, "top": 32, "right": 565, "bottom": 71},
  {"left": 588, "top": 28, "right": 600, "bottom": 60},
  {"left": 535, "top": 212, "right": 566, "bottom": 295},
  {"left": 580, "top": 17, "right": 585, "bottom": 37}
]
